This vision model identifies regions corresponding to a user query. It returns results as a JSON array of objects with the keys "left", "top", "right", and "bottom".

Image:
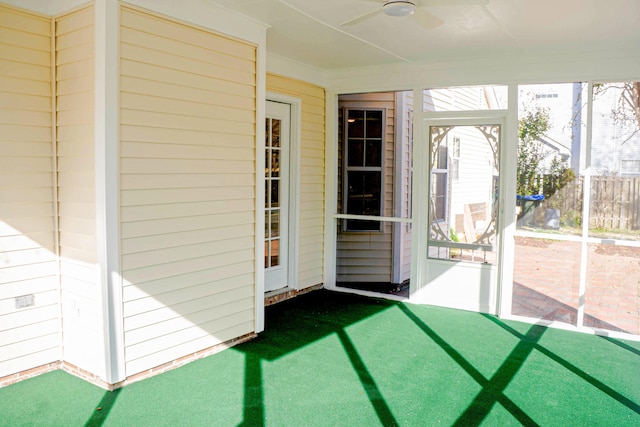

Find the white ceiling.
[{"left": 210, "top": 0, "right": 640, "bottom": 71}]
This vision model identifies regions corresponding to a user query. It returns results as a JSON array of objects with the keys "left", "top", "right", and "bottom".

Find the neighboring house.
[
  {"left": 519, "top": 83, "right": 584, "bottom": 173},
  {"left": 522, "top": 82, "right": 640, "bottom": 176},
  {"left": 591, "top": 83, "right": 640, "bottom": 176},
  {"left": 539, "top": 135, "right": 571, "bottom": 164}
]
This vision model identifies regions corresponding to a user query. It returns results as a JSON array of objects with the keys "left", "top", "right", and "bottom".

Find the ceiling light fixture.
[{"left": 382, "top": 1, "right": 417, "bottom": 17}]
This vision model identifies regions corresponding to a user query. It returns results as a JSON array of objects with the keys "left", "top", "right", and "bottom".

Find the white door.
[
  {"left": 264, "top": 101, "right": 291, "bottom": 292},
  {"left": 413, "top": 114, "right": 505, "bottom": 314}
]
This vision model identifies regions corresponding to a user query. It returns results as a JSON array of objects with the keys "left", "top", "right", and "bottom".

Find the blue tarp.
[{"left": 516, "top": 194, "right": 545, "bottom": 201}]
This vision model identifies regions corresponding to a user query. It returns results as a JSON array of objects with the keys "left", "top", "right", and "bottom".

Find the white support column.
[
  {"left": 497, "top": 83, "right": 519, "bottom": 318},
  {"left": 323, "top": 92, "right": 339, "bottom": 290},
  {"left": 409, "top": 88, "right": 424, "bottom": 297},
  {"left": 576, "top": 82, "right": 594, "bottom": 328},
  {"left": 94, "top": 0, "right": 124, "bottom": 384},
  {"left": 392, "top": 92, "right": 405, "bottom": 284},
  {"left": 255, "top": 42, "right": 267, "bottom": 333}
]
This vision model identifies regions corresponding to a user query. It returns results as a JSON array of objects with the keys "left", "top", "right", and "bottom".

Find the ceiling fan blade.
[
  {"left": 413, "top": 9, "right": 444, "bottom": 30},
  {"left": 417, "top": 0, "right": 489, "bottom": 6},
  {"left": 341, "top": 8, "right": 383, "bottom": 26}
]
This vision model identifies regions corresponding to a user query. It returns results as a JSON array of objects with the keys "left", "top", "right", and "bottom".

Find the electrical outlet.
[{"left": 15, "top": 294, "right": 35, "bottom": 309}]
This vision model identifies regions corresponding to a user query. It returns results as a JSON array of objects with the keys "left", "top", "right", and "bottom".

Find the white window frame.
[
  {"left": 342, "top": 107, "right": 386, "bottom": 232},
  {"left": 620, "top": 159, "right": 640, "bottom": 175}
]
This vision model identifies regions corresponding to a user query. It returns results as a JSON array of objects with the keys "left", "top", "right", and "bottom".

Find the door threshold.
[
  {"left": 331, "top": 285, "right": 409, "bottom": 302},
  {"left": 264, "top": 284, "right": 323, "bottom": 306},
  {"left": 337, "top": 281, "right": 409, "bottom": 298}
]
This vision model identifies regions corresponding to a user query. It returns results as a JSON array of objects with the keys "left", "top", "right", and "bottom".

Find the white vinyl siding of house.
[
  {"left": 591, "top": 83, "right": 640, "bottom": 175},
  {"left": 119, "top": 6, "right": 257, "bottom": 376},
  {"left": 0, "top": 5, "right": 59, "bottom": 377},
  {"left": 424, "top": 87, "right": 488, "bottom": 112},
  {"left": 266, "top": 74, "right": 325, "bottom": 288},
  {"left": 337, "top": 93, "right": 396, "bottom": 283},
  {"left": 448, "top": 130, "right": 495, "bottom": 239},
  {"left": 55, "top": 4, "right": 100, "bottom": 375}
]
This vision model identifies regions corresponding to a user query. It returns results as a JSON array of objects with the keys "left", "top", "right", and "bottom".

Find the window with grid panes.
[{"left": 344, "top": 109, "right": 384, "bottom": 231}]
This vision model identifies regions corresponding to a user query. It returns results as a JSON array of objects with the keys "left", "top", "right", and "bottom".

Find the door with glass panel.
[
  {"left": 416, "top": 115, "right": 504, "bottom": 314},
  {"left": 265, "top": 101, "right": 290, "bottom": 292}
]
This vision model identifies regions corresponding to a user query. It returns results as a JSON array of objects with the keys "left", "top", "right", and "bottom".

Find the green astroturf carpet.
[{"left": 1, "top": 290, "right": 639, "bottom": 426}]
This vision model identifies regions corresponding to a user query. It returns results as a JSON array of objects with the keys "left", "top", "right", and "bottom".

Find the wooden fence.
[{"left": 547, "top": 176, "right": 640, "bottom": 230}]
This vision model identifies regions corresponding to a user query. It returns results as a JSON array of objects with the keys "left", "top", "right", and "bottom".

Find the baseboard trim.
[{"left": 0, "top": 333, "right": 258, "bottom": 391}]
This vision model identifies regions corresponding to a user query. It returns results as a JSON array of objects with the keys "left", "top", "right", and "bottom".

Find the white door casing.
[{"left": 265, "top": 100, "right": 291, "bottom": 292}]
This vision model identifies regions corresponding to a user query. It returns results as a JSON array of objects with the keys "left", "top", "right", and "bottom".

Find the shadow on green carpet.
[{"left": 1, "top": 290, "right": 639, "bottom": 426}]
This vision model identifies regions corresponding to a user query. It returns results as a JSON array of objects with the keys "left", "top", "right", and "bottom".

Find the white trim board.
[{"left": 266, "top": 92, "right": 302, "bottom": 295}]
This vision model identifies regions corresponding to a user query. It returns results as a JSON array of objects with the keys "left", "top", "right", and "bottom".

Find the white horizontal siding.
[
  {"left": 122, "top": 223, "right": 254, "bottom": 255},
  {"left": 449, "top": 127, "right": 495, "bottom": 235},
  {"left": 123, "top": 273, "right": 253, "bottom": 331},
  {"left": 0, "top": 318, "right": 58, "bottom": 347},
  {"left": 424, "top": 86, "right": 489, "bottom": 112},
  {"left": 122, "top": 235, "right": 254, "bottom": 271},
  {"left": 0, "top": 276, "right": 56, "bottom": 300},
  {"left": 125, "top": 296, "right": 253, "bottom": 347},
  {"left": 124, "top": 250, "right": 254, "bottom": 286},
  {"left": 0, "top": 215, "right": 54, "bottom": 236},
  {"left": 121, "top": 212, "right": 255, "bottom": 239},
  {"left": 0, "top": 231, "right": 55, "bottom": 253},
  {"left": 266, "top": 74, "right": 325, "bottom": 289},
  {"left": 124, "top": 285, "right": 253, "bottom": 333},
  {"left": 0, "top": 4, "right": 60, "bottom": 378},
  {"left": 55, "top": 4, "right": 100, "bottom": 375},
  {"left": 121, "top": 199, "right": 252, "bottom": 222},
  {"left": 120, "top": 6, "right": 257, "bottom": 376},
  {"left": 125, "top": 320, "right": 253, "bottom": 376},
  {"left": 121, "top": 188, "right": 254, "bottom": 207},
  {"left": 126, "top": 308, "right": 253, "bottom": 362}
]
